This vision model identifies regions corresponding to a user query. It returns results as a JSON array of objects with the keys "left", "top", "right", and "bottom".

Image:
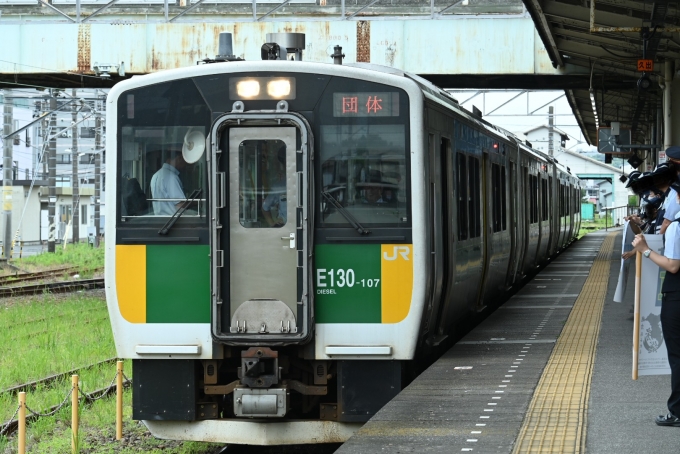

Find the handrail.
[{"left": 603, "top": 205, "right": 636, "bottom": 231}]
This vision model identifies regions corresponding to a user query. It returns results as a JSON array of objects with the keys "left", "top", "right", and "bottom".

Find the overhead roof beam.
[
  {"left": 521, "top": 0, "right": 564, "bottom": 68},
  {"left": 565, "top": 89, "right": 591, "bottom": 145},
  {"left": 594, "top": 0, "right": 678, "bottom": 18},
  {"left": 543, "top": 6, "right": 641, "bottom": 31},
  {"left": 36, "top": 0, "right": 76, "bottom": 23}
]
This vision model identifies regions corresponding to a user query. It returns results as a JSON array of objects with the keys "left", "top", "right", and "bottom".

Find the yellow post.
[
  {"left": 18, "top": 392, "right": 26, "bottom": 454},
  {"left": 72, "top": 375, "right": 79, "bottom": 454},
  {"left": 116, "top": 361, "right": 123, "bottom": 440},
  {"left": 633, "top": 251, "right": 642, "bottom": 380}
]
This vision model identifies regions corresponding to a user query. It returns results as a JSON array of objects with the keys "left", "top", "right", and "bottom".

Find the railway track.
[
  {"left": 0, "top": 266, "right": 77, "bottom": 285},
  {"left": 0, "top": 358, "right": 119, "bottom": 397},
  {"left": 0, "top": 278, "right": 105, "bottom": 297},
  {"left": 0, "top": 266, "right": 103, "bottom": 286}
]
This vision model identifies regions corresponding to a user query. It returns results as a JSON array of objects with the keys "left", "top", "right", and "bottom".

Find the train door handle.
[{"left": 281, "top": 233, "right": 295, "bottom": 249}]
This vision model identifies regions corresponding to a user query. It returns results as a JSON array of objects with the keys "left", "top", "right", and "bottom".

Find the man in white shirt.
[{"left": 150, "top": 151, "right": 188, "bottom": 216}]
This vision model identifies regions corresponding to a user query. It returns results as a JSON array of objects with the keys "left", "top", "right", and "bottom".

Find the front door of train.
[{"left": 211, "top": 116, "right": 312, "bottom": 344}]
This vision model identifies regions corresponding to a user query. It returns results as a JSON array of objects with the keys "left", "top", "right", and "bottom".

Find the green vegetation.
[
  {"left": 577, "top": 212, "right": 613, "bottom": 238},
  {"left": 0, "top": 295, "right": 110, "bottom": 386},
  {"left": 0, "top": 388, "right": 220, "bottom": 453},
  {"left": 15, "top": 243, "right": 104, "bottom": 275},
  {"left": 0, "top": 292, "right": 222, "bottom": 453}
]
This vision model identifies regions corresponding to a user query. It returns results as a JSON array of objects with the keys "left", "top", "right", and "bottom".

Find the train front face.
[{"left": 105, "top": 62, "right": 427, "bottom": 445}]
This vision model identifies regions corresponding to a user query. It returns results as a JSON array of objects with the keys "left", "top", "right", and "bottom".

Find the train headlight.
[
  {"left": 236, "top": 80, "right": 260, "bottom": 98},
  {"left": 267, "top": 79, "right": 291, "bottom": 98},
  {"left": 231, "top": 77, "right": 296, "bottom": 100}
]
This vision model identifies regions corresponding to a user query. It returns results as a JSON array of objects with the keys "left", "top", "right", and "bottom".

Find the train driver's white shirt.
[{"left": 150, "top": 163, "right": 185, "bottom": 216}]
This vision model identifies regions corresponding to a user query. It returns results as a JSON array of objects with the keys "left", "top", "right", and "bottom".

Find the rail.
[
  {"left": 0, "top": 278, "right": 104, "bottom": 297},
  {"left": 603, "top": 205, "right": 636, "bottom": 231}
]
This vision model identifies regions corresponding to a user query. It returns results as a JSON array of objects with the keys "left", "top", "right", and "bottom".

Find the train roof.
[{"left": 110, "top": 59, "right": 578, "bottom": 182}]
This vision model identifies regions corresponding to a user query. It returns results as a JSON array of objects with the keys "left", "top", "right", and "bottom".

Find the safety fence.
[
  {"left": 603, "top": 205, "right": 637, "bottom": 231},
  {"left": 0, "top": 361, "right": 129, "bottom": 454},
  {"left": 0, "top": 241, "right": 29, "bottom": 259}
]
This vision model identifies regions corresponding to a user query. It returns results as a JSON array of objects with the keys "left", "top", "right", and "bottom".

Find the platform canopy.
[{"left": 522, "top": 0, "right": 680, "bottom": 147}]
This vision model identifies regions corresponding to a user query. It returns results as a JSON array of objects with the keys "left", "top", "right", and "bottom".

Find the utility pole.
[
  {"left": 48, "top": 92, "right": 57, "bottom": 253},
  {"left": 94, "top": 99, "right": 101, "bottom": 248},
  {"left": 2, "top": 90, "right": 13, "bottom": 260},
  {"left": 41, "top": 100, "right": 48, "bottom": 179},
  {"left": 548, "top": 106, "right": 554, "bottom": 157},
  {"left": 71, "top": 89, "right": 79, "bottom": 243}
]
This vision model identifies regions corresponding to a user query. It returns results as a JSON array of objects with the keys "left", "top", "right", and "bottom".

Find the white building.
[{"left": 0, "top": 89, "right": 105, "bottom": 244}]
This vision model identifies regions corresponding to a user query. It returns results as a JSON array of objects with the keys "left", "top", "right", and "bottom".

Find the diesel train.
[{"left": 105, "top": 33, "right": 582, "bottom": 445}]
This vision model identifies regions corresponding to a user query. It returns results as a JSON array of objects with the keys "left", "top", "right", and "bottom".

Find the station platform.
[{"left": 336, "top": 230, "right": 679, "bottom": 453}]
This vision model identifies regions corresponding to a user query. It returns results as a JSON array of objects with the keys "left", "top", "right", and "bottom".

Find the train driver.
[
  {"left": 150, "top": 147, "right": 189, "bottom": 216},
  {"left": 359, "top": 169, "right": 398, "bottom": 205}
]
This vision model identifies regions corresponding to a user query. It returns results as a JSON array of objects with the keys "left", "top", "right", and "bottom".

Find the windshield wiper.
[
  {"left": 321, "top": 191, "right": 371, "bottom": 235},
  {"left": 158, "top": 189, "right": 202, "bottom": 235}
]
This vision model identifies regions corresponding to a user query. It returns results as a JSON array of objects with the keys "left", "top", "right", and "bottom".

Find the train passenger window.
[
  {"left": 491, "top": 163, "right": 501, "bottom": 233},
  {"left": 501, "top": 166, "right": 507, "bottom": 231},
  {"left": 541, "top": 179, "right": 549, "bottom": 221},
  {"left": 237, "top": 140, "right": 288, "bottom": 228},
  {"left": 490, "top": 164, "right": 507, "bottom": 232},
  {"left": 529, "top": 175, "right": 538, "bottom": 223},
  {"left": 456, "top": 154, "right": 468, "bottom": 240},
  {"left": 318, "top": 124, "right": 408, "bottom": 227},
  {"left": 468, "top": 156, "right": 481, "bottom": 238}
]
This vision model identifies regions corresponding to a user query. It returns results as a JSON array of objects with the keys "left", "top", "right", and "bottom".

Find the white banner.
[
  {"left": 614, "top": 221, "right": 636, "bottom": 303},
  {"left": 637, "top": 234, "right": 671, "bottom": 376}
]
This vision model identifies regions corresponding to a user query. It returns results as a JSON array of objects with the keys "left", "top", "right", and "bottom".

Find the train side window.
[
  {"left": 456, "top": 154, "right": 468, "bottom": 240},
  {"left": 468, "top": 156, "right": 481, "bottom": 238},
  {"left": 541, "top": 179, "right": 548, "bottom": 221},
  {"left": 575, "top": 188, "right": 580, "bottom": 214},
  {"left": 491, "top": 163, "right": 501, "bottom": 233},
  {"left": 501, "top": 165, "right": 507, "bottom": 231},
  {"left": 529, "top": 175, "right": 538, "bottom": 223}
]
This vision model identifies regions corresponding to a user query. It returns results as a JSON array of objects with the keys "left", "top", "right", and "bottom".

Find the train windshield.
[
  {"left": 317, "top": 81, "right": 410, "bottom": 228},
  {"left": 116, "top": 79, "right": 210, "bottom": 226}
]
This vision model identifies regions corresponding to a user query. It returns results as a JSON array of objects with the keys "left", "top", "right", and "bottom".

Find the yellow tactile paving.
[{"left": 512, "top": 233, "right": 616, "bottom": 453}]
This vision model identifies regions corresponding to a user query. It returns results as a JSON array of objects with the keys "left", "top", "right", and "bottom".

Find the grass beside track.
[
  {"left": 13, "top": 243, "right": 105, "bottom": 277},
  {"left": 0, "top": 242, "right": 222, "bottom": 453},
  {"left": 0, "top": 291, "right": 222, "bottom": 453}
]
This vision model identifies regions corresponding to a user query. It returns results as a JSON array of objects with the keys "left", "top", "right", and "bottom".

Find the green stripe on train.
[
  {"left": 146, "top": 245, "right": 211, "bottom": 323},
  {"left": 315, "top": 244, "right": 382, "bottom": 323}
]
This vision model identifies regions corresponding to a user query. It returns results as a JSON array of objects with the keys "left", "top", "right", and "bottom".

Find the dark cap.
[
  {"left": 628, "top": 172, "right": 654, "bottom": 194},
  {"left": 649, "top": 162, "right": 676, "bottom": 191},
  {"left": 667, "top": 146, "right": 680, "bottom": 160},
  {"left": 625, "top": 171, "right": 642, "bottom": 188}
]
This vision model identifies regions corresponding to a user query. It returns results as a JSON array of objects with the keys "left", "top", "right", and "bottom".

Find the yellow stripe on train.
[
  {"left": 381, "top": 244, "right": 414, "bottom": 323},
  {"left": 115, "top": 245, "right": 146, "bottom": 323}
]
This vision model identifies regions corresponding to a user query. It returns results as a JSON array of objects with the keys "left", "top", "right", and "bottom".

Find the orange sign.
[{"left": 637, "top": 59, "right": 654, "bottom": 72}]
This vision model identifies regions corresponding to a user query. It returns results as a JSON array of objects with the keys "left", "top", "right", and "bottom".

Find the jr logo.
[{"left": 383, "top": 246, "right": 410, "bottom": 261}]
